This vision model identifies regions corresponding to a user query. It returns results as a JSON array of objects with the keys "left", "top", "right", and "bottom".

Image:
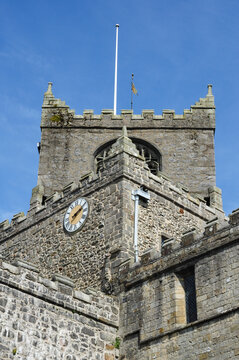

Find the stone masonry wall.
[
  {"left": 38, "top": 127, "right": 215, "bottom": 199},
  {"left": 137, "top": 194, "right": 208, "bottom": 255},
  {"left": 0, "top": 259, "right": 119, "bottom": 360},
  {"left": 0, "top": 141, "right": 220, "bottom": 293},
  {"left": 38, "top": 84, "right": 216, "bottom": 198},
  {"left": 120, "top": 312, "right": 239, "bottom": 360},
  {"left": 112, "top": 147, "right": 219, "bottom": 257},
  {"left": 118, "top": 214, "right": 239, "bottom": 359},
  {"left": 0, "top": 175, "right": 125, "bottom": 292}
]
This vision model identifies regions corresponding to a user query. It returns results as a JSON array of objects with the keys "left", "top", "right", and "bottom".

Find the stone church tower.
[{"left": 0, "top": 84, "right": 238, "bottom": 359}]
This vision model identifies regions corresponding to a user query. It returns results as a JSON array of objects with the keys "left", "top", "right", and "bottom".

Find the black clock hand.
[{"left": 72, "top": 206, "right": 82, "bottom": 220}]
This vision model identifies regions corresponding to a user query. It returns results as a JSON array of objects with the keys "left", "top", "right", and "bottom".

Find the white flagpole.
[{"left": 114, "top": 24, "right": 119, "bottom": 115}]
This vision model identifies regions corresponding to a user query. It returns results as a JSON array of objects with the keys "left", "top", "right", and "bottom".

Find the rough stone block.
[
  {"left": 209, "top": 186, "right": 223, "bottom": 210},
  {"left": 2, "top": 262, "right": 20, "bottom": 275},
  {"left": 204, "top": 218, "right": 219, "bottom": 236},
  {"left": 13, "top": 259, "right": 39, "bottom": 273},
  {"left": 52, "top": 273, "right": 74, "bottom": 286},
  {"left": 181, "top": 228, "right": 196, "bottom": 247},
  {"left": 74, "top": 290, "right": 92, "bottom": 304},
  {"left": 11, "top": 212, "right": 25, "bottom": 225},
  {"left": 140, "top": 248, "right": 159, "bottom": 265},
  {"left": 0, "top": 219, "right": 10, "bottom": 230},
  {"left": 161, "top": 238, "right": 176, "bottom": 256},
  {"left": 30, "top": 185, "right": 45, "bottom": 207},
  {"left": 229, "top": 208, "right": 239, "bottom": 226}
]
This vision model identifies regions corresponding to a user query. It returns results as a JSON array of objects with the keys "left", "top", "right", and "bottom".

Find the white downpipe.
[
  {"left": 132, "top": 189, "right": 150, "bottom": 263},
  {"left": 133, "top": 194, "right": 139, "bottom": 263},
  {"left": 113, "top": 24, "right": 119, "bottom": 116}
]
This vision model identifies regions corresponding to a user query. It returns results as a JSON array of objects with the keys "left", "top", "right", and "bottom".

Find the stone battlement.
[
  {"left": 1, "top": 81, "right": 238, "bottom": 360},
  {"left": 119, "top": 213, "right": 236, "bottom": 285},
  {"left": 0, "top": 256, "right": 118, "bottom": 327},
  {"left": 41, "top": 83, "right": 215, "bottom": 129},
  {"left": 0, "top": 150, "right": 222, "bottom": 240},
  {"left": 0, "top": 257, "right": 119, "bottom": 359},
  {"left": 38, "top": 83, "right": 217, "bottom": 198}
]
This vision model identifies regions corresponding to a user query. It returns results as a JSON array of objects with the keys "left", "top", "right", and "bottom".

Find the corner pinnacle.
[
  {"left": 207, "top": 84, "right": 213, "bottom": 96},
  {"left": 44, "top": 82, "right": 53, "bottom": 96}
]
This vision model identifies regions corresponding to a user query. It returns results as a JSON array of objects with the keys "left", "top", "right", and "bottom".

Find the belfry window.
[
  {"left": 94, "top": 142, "right": 114, "bottom": 174},
  {"left": 94, "top": 138, "right": 161, "bottom": 175}
]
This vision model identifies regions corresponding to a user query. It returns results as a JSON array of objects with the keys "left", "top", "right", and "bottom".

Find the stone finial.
[
  {"left": 107, "top": 126, "right": 140, "bottom": 158},
  {"left": 44, "top": 82, "right": 53, "bottom": 96},
  {"left": 206, "top": 84, "right": 215, "bottom": 105},
  {"left": 207, "top": 84, "right": 213, "bottom": 96},
  {"left": 192, "top": 84, "right": 215, "bottom": 108},
  {"left": 43, "top": 82, "right": 55, "bottom": 106}
]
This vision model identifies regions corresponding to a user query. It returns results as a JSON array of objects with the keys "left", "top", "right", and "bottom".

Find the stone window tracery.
[{"left": 94, "top": 138, "right": 161, "bottom": 175}]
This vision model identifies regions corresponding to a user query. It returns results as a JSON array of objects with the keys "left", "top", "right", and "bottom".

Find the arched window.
[{"left": 94, "top": 138, "right": 161, "bottom": 175}]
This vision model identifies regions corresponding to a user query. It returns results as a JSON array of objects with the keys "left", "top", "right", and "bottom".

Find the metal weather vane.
[{"left": 131, "top": 73, "right": 138, "bottom": 110}]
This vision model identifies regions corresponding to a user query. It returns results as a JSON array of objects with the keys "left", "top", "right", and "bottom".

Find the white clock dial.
[{"left": 63, "top": 198, "right": 89, "bottom": 233}]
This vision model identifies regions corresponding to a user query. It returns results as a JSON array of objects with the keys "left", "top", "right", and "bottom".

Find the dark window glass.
[{"left": 183, "top": 268, "right": 197, "bottom": 323}]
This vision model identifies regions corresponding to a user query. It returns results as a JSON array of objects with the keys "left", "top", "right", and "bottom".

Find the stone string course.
[{"left": 0, "top": 258, "right": 119, "bottom": 360}]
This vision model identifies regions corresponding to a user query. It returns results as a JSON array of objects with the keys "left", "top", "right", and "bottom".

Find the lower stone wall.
[
  {"left": 121, "top": 310, "right": 239, "bottom": 359},
  {"left": 119, "top": 223, "right": 239, "bottom": 359},
  {"left": 0, "top": 260, "right": 119, "bottom": 360}
]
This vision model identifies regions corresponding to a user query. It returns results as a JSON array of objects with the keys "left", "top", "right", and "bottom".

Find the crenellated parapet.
[
  {"left": 118, "top": 213, "right": 236, "bottom": 289},
  {"left": 41, "top": 82, "right": 215, "bottom": 130},
  {"left": 118, "top": 213, "right": 239, "bottom": 359},
  {"left": 0, "top": 257, "right": 119, "bottom": 359},
  {"left": 0, "top": 173, "right": 94, "bottom": 240},
  {"left": 38, "top": 82, "right": 217, "bottom": 199},
  {"left": 0, "top": 256, "right": 119, "bottom": 323},
  {"left": 0, "top": 149, "right": 222, "bottom": 242}
]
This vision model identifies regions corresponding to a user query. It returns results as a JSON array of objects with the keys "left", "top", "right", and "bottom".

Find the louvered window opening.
[
  {"left": 95, "top": 140, "right": 161, "bottom": 175},
  {"left": 95, "top": 145, "right": 112, "bottom": 173}
]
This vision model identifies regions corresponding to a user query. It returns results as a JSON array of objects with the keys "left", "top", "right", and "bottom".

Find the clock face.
[{"left": 63, "top": 198, "right": 89, "bottom": 233}]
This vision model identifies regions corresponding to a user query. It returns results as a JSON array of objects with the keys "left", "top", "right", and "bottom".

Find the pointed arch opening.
[{"left": 94, "top": 138, "right": 162, "bottom": 175}]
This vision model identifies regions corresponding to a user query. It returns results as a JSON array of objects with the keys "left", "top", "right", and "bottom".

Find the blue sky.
[{"left": 0, "top": 0, "right": 239, "bottom": 221}]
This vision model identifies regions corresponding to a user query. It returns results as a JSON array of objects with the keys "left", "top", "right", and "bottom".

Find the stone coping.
[
  {"left": 0, "top": 258, "right": 119, "bottom": 328},
  {"left": 121, "top": 222, "right": 238, "bottom": 289}
]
